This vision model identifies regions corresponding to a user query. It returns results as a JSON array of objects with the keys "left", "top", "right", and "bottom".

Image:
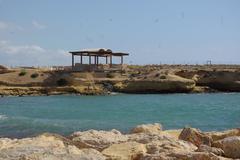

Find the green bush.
[
  {"left": 160, "top": 75, "right": 167, "bottom": 79},
  {"left": 19, "top": 69, "right": 27, "bottom": 76},
  {"left": 106, "top": 73, "right": 115, "bottom": 78},
  {"left": 31, "top": 73, "right": 39, "bottom": 78},
  {"left": 57, "top": 78, "right": 68, "bottom": 86}
]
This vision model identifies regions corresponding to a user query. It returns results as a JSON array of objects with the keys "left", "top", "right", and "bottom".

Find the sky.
[{"left": 0, "top": 0, "right": 240, "bottom": 66}]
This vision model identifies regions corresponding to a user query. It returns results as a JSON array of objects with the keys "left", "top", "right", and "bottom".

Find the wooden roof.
[{"left": 69, "top": 48, "right": 129, "bottom": 57}]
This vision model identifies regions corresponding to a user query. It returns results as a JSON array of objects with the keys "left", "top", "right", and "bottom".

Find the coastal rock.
[
  {"left": 196, "top": 144, "right": 224, "bottom": 156},
  {"left": 113, "top": 74, "right": 196, "bottom": 93},
  {"left": 145, "top": 138, "right": 197, "bottom": 154},
  {"left": 161, "top": 129, "right": 182, "bottom": 140},
  {"left": 70, "top": 129, "right": 128, "bottom": 151},
  {"left": 130, "top": 123, "right": 162, "bottom": 134},
  {"left": 206, "top": 128, "right": 240, "bottom": 141},
  {"left": 128, "top": 133, "right": 173, "bottom": 144},
  {"left": 213, "top": 136, "right": 240, "bottom": 158},
  {"left": 179, "top": 127, "right": 213, "bottom": 147},
  {"left": 0, "top": 133, "right": 106, "bottom": 160},
  {"left": 166, "top": 152, "right": 229, "bottom": 160},
  {"left": 102, "top": 142, "right": 147, "bottom": 160}
]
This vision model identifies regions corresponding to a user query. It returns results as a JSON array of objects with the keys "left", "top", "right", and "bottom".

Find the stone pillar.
[{"left": 72, "top": 54, "right": 74, "bottom": 70}]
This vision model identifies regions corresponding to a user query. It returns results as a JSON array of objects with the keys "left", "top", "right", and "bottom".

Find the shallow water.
[{"left": 0, "top": 93, "right": 240, "bottom": 138}]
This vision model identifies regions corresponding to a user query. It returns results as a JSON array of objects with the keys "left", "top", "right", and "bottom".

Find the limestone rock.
[
  {"left": 161, "top": 129, "right": 182, "bottom": 140},
  {"left": 206, "top": 128, "right": 240, "bottom": 141},
  {"left": 167, "top": 152, "right": 230, "bottom": 160},
  {"left": 213, "top": 136, "right": 240, "bottom": 158},
  {"left": 70, "top": 129, "right": 128, "bottom": 151},
  {"left": 130, "top": 123, "right": 162, "bottom": 134},
  {"left": 128, "top": 133, "right": 172, "bottom": 144},
  {"left": 145, "top": 137, "right": 197, "bottom": 155},
  {"left": 179, "top": 127, "right": 213, "bottom": 147},
  {"left": 0, "top": 134, "right": 106, "bottom": 160},
  {"left": 102, "top": 141, "right": 146, "bottom": 160},
  {"left": 196, "top": 145, "right": 224, "bottom": 156}
]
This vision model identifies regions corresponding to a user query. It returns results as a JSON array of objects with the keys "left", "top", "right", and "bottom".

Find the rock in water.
[
  {"left": 130, "top": 123, "right": 162, "bottom": 134},
  {"left": 102, "top": 142, "right": 147, "bottom": 160},
  {"left": 179, "top": 127, "right": 213, "bottom": 147},
  {"left": 70, "top": 129, "right": 128, "bottom": 151},
  {"left": 0, "top": 133, "right": 106, "bottom": 160},
  {"left": 213, "top": 136, "right": 240, "bottom": 159}
]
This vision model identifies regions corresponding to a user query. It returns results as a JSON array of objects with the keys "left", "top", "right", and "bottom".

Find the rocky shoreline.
[
  {"left": 1, "top": 123, "right": 240, "bottom": 159},
  {"left": 1, "top": 65, "right": 240, "bottom": 96}
]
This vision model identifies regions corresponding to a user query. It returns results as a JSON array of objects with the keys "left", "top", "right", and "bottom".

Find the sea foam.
[{"left": 0, "top": 114, "right": 8, "bottom": 120}]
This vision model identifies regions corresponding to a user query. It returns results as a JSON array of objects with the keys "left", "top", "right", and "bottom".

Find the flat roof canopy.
[{"left": 69, "top": 48, "right": 129, "bottom": 57}]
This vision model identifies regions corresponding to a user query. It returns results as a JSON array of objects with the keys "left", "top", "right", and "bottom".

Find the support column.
[
  {"left": 72, "top": 54, "right": 74, "bottom": 70},
  {"left": 80, "top": 55, "right": 83, "bottom": 64},
  {"left": 97, "top": 56, "right": 99, "bottom": 65},
  {"left": 106, "top": 56, "right": 108, "bottom": 64},
  {"left": 110, "top": 55, "right": 112, "bottom": 67},
  {"left": 121, "top": 56, "right": 123, "bottom": 65},
  {"left": 89, "top": 56, "right": 91, "bottom": 64},
  {"left": 94, "top": 56, "right": 97, "bottom": 65}
]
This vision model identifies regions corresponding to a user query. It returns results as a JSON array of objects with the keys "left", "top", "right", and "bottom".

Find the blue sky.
[{"left": 0, "top": 0, "right": 240, "bottom": 66}]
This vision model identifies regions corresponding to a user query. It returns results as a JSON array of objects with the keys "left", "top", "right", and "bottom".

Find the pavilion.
[{"left": 69, "top": 48, "right": 129, "bottom": 71}]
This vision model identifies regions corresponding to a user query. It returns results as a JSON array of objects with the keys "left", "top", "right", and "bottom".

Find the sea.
[{"left": 0, "top": 93, "right": 240, "bottom": 138}]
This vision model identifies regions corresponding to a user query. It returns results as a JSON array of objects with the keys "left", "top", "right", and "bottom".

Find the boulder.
[
  {"left": 179, "top": 127, "right": 213, "bottom": 147},
  {"left": 206, "top": 128, "right": 240, "bottom": 141},
  {"left": 130, "top": 123, "right": 162, "bottom": 134},
  {"left": 145, "top": 139, "right": 197, "bottom": 155},
  {"left": 70, "top": 129, "right": 128, "bottom": 151},
  {"left": 0, "top": 133, "right": 106, "bottom": 160},
  {"left": 128, "top": 133, "right": 173, "bottom": 144},
  {"left": 167, "top": 152, "right": 229, "bottom": 160},
  {"left": 161, "top": 129, "right": 182, "bottom": 140},
  {"left": 196, "top": 145, "right": 224, "bottom": 156},
  {"left": 213, "top": 136, "right": 240, "bottom": 158},
  {"left": 102, "top": 142, "right": 147, "bottom": 160}
]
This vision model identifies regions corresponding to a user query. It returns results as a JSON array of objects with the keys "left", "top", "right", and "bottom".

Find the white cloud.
[
  {"left": 0, "top": 40, "right": 69, "bottom": 66},
  {"left": 32, "top": 20, "right": 46, "bottom": 29}
]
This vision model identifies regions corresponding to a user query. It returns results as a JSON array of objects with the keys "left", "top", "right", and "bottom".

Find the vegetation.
[
  {"left": 57, "top": 78, "right": 68, "bottom": 86},
  {"left": 30, "top": 73, "right": 39, "bottom": 79},
  {"left": 106, "top": 73, "right": 115, "bottom": 78},
  {"left": 19, "top": 69, "right": 27, "bottom": 76},
  {"left": 160, "top": 75, "right": 167, "bottom": 79}
]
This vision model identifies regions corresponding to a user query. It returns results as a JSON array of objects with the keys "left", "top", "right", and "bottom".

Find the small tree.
[
  {"left": 19, "top": 69, "right": 27, "bottom": 76},
  {"left": 31, "top": 73, "right": 39, "bottom": 78}
]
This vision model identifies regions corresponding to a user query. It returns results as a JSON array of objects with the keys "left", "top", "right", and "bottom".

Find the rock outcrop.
[
  {"left": 102, "top": 142, "right": 147, "bottom": 160},
  {"left": 213, "top": 136, "right": 240, "bottom": 159},
  {"left": 130, "top": 123, "right": 162, "bottom": 134},
  {"left": 0, "top": 133, "right": 105, "bottom": 160},
  {"left": 179, "top": 127, "right": 213, "bottom": 147},
  {"left": 206, "top": 128, "right": 240, "bottom": 141},
  {"left": 114, "top": 74, "right": 196, "bottom": 93},
  {"left": 1, "top": 123, "right": 240, "bottom": 160},
  {"left": 69, "top": 129, "right": 128, "bottom": 151}
]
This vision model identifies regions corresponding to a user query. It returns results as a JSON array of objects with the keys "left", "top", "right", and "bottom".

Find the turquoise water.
[{"left": 0, "top": 93, "right": 240, "bottom": 138}]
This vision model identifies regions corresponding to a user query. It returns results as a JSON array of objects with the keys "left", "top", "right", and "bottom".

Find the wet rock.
[
  {"left": 130, "top": 123, "right": 162, "bottom": 134},
  {"left": 213, "top": 136, "right": 240, "bottom": 158},
  {"left": 70, "top": 129, "right": 128, "bottom": 151},
  {"left": 102, "top": 142, "right": 147, "bottom": 160},
  {"left": 179, "top": 127, "right": 213, "bottom": 147},
  {"left": 0, "top": 133, "right": 106, "bottom": 160}
]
